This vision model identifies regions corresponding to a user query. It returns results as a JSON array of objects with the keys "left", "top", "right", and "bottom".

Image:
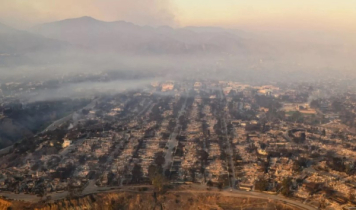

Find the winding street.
[
  {"left": 178, "top": 188, "right": 317, "bottom": 210},
  {"left": 0, "top": 183, "right": 317, "bottom": 210}
]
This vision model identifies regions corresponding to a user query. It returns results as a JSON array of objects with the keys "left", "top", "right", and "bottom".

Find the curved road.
[
  {"left": 0, "top": 186, "right": 316, "bottom": 210},
  {"left": 170, "top": 188, "right": 317, "bottom": 210}
]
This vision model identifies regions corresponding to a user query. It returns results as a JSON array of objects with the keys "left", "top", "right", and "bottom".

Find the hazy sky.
[{"left": 0, "top": 0, "right": 355, "bottom": 32}]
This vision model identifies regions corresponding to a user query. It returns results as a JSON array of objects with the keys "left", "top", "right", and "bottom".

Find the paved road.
[
  {"left": 171, "top": 188, "right": 316, "bottom": 210},
  {"left": 222, "top": 189, "right": 315, "bottom": 210},
  {"left": 0, "top": 185, "right": 317, "bottom": 210},
  {"left": 219, "top": 88, "right": 237, "bottom": 188},
  {"left": 0, "top": 192, "right": 41, "bottom": 203},
  {"left": 80, "top": 185, "right": 316, "bottom": 210},
  {"left": 83, "top": 186, "right": 318, "bottom": 210},
  {"left": 225, "top": 190, "right": 316, "bottom": 210},
  {"left": 137, "top": 99, "right": 153, "bottom": 117},
  {"left": 164, "top": 95, "right": 188, "bottom": 171}
]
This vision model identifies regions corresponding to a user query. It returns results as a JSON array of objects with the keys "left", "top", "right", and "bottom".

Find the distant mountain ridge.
[
  {"left": 30, "top": 16, "right": 246, "bottom": 54},
  {"left": 0, "top": 16, "right": 351, "bottom": 79},
  {"left": 0, "top": 22, "right": 69, "bottom": 54}
]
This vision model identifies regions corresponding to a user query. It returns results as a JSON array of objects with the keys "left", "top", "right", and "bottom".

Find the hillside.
[
  {"left": 30, "top": 16, "right": 245, "bottom": 54},
  {"left": 0, "top": 22, "right": 69, "bottom": 54},
  {"left": 0, "top": 190, "right": 303, "bottom": 210},
  {"left": 28, "top": 16, "right": 353, "bottom": 67},
  {"left": 0, "top": 99, "right": 90, "bottom": 150},
  {"left": 0, "top": 117, "right": 33, "bottom": 149}
]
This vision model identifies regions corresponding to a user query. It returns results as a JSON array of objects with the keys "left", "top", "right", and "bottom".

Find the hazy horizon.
[
  {"left": 0, "top": 1, "right": 356, "bottom": 99},
  {"left": 1, "top": 0, "right": 356, "bottom": 32}
]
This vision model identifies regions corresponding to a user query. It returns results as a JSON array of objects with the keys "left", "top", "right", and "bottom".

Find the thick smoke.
[
  {"left": 0, "top": 14, "right": 355, "bottom": 102},
  {"left": 22, "top": 78, "right": 163, "bottom": 102}
]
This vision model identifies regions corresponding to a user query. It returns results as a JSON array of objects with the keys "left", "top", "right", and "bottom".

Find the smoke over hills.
[
  {"left": 29, "top": 16, "right": 246, "bottom": 54},
  {"left": 0, "top": 16, "right": 355, "bottom": 84},
  {"left": 0, "top": 22, "right": 68, "bottom": 54}
]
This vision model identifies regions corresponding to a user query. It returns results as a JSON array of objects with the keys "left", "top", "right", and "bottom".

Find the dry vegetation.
[{"left": 1, "top": 190, "right": 301, "bottom": 210}]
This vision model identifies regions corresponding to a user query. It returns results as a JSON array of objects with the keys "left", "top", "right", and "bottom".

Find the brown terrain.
[{"left": 0, "top": 188, "right": 305, "bottom": 210}]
